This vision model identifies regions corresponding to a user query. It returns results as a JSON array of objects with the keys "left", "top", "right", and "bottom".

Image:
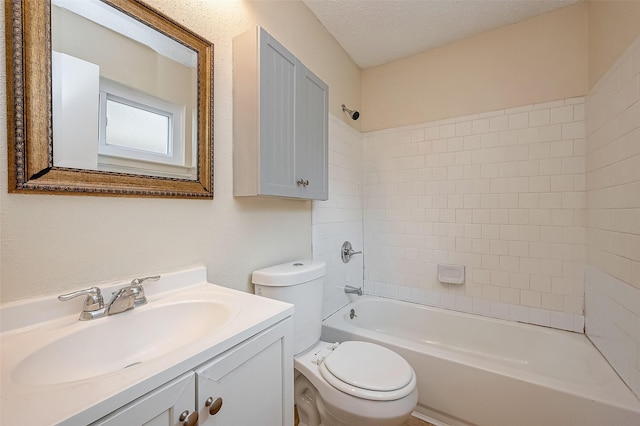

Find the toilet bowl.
[
  {"left": 294, "top": 341, "right": 418, "bottom": 426},
  {"left": 252, "top": 260, "right": 418, "bottom": 426}
]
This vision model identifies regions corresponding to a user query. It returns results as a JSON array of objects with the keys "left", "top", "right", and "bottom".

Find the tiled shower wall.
[
  {"left": 585, "top": 36, "right": 640, "bottom": 396},
  {"left": 312, "top": 116, "right": 364, "bottom": 319},
  {"left": 363, "top": 98, "right": 586, "bottom": 332},
  {"left": 312, "top": 35, "right": 639, "bottom": 398}
]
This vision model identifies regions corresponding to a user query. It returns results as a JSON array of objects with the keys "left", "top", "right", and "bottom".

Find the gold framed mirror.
[{"left": 5, "top": 0, "right": 213, "bottom": 198}]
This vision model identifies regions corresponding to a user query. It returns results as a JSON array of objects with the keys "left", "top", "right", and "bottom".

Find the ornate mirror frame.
[{"left": 5, "top": 0, "right": 213, "bottom": 198}]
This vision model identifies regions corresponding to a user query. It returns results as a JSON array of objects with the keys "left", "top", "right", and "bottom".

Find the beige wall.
[
  {"left": 0, "top": 0, "right": 360, "bottom": 303},
  {"left": 588, "top": 0, "right": 640, "bottom": 88},
  {"left": 361, "top": 3, "right": 589, "bottom": 132}
]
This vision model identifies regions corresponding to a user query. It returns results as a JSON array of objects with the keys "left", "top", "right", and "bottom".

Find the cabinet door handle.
[
  {"left": 178, "top": 410, "right": 198, "bottom": 426},
  {"left": 205, "top": 396, "right": 224, "bottom": 415},
  {"left": 296, "top": 179, "right": 309, "bottom": 187}
]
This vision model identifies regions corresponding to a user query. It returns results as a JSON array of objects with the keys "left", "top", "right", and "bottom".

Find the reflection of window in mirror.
[
  {"left": 103, "top": 98, "right": 171, "bottom": 155},
  {"left": 97, "top": 79, "right": 192, "bottom": 178}
]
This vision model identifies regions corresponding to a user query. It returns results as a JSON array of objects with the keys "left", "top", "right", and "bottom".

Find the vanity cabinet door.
[
  {"left": 91, "top": 372, "right": 196, "bottom": 426},
  {"left": 196, "top": 319, "right": 294, "bottom": 426}
]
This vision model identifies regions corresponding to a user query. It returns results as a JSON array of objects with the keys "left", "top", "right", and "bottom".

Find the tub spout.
[{"left": 344, "top": 285, "right": 363, "bottom": 296}]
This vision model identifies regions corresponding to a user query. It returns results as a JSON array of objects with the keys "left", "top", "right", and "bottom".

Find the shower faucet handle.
[{"left": 341, "top": 241, "right": 362, "bottom": 263}]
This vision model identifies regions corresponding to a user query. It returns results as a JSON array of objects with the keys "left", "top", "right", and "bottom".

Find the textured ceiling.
[{"left": 303, "top": 0, "right": 580, "bottom": 69}]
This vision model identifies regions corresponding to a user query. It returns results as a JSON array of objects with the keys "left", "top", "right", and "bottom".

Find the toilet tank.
[{"left": 252, "top": 260, "right": 326, "bottom": 355}]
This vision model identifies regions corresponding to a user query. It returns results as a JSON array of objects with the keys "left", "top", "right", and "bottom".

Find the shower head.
[{"left": 342, "top": 104, "right": 360, "bottom": 121}]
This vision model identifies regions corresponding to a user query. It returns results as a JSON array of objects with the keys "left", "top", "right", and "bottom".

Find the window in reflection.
[{"left": 104, "top": 98, "right": 171, "bottom": 155}]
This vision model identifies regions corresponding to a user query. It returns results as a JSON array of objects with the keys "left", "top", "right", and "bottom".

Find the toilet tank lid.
[{"left": 252, "top": 260, "right": 326, "bottom": 286}]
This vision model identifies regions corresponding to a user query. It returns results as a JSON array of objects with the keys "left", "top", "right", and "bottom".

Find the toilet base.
[{"left": 294, "top": 372, "right": 415, "bottom": 426}]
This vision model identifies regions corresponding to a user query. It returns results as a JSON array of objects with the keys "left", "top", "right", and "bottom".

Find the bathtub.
[{"left": 321, "top": 296, "right": 640, "bottom": 426}]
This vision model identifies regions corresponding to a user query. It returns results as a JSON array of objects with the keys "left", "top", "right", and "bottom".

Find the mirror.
[{"left": 5, "top": 0, "right": 213, "bottom": 198}]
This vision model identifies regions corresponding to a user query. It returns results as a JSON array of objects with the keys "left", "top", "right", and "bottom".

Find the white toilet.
[{"left": 252, "top": 260, "right": 418, "bottom": 426}]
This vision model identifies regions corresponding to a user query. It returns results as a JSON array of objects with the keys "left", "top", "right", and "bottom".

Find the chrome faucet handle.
[
  {"left": 58, "top": 287, "right": 105, "bottom": 320},
  {"left": 341, "top": 241, "right": 363, "bottom": 263},
  {"left": 129, "top": 275, "right": 160, "bottom": 307},
  {"left": 130, "top": 275, "right": 161, "bottom": 286}
]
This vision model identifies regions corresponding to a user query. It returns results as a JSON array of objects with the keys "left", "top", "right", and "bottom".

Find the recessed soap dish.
[{"left": 438, "top": 264, "right": 465, "bottom": 285}]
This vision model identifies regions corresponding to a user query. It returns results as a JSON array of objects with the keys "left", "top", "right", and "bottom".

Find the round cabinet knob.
[
  {"left": 205, "top": 396, "right": 223, "bottom": 415},
  {"left": 178, "top": 410, "right": 198, "bottom": 426}
]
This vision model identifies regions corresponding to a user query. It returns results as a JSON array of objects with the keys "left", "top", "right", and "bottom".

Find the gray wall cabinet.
[{"left": 233, "top": 27, "right": 328, "bottom": 200}]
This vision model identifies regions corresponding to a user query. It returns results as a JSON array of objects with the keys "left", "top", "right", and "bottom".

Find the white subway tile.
[
  {"left": 551, "top": 105, "right": 574, "bottom": 124},
  {"left": 550, "top": 312, "right": 574, "bottom": 330},
  {"left": 562, "top": 157, "right": 586, "bottom": 174},
  {"left": 455, "top": 121, "right": 473, "bottom": 137},
  {"left": 539, "top": 193, "right": 562, "bottom": 208},
  {"left": 562, "top": 122, "right": 586, "bottom": 139},
  {"left": 529, "top": 109, "right": 551, "bottom": 127},
  {"left": 540, "top": 124, "right": 562, "bottom": 142},
  {"left": 509, "top": 304, "right": 529, "bottom": 323},
  {"left": 551, "top": 175, "right": 574, "bottom": 192},
  {"left": 410, "top": 128, "right": 425, "bottom": 142},
  {"left": 518, "top": 127, "right": 540, "bottom": 145},
  {"left": 529, "top": 176, "right": 551, "bottom": 193},
  {"left": 539, "top": 158, "right": 563, "bottom": 176},
  {"left": 573, "top": 103, "right": 585, "bottom": 121},
  {"left": 472, "top": 118, "right": 491, "bottom": 134},
  {"left": 509, "top": 112, "right": 529, "bottom": 130},
  {"left": 529, "top": 307, "right": 551, "bottom": 326},
  {"left": 550, "top": 140, "right": 574, "bottom": 158},
  {"left": 500, "top": 130, "right": 519, "bottom": 147},
  {"left": 633, "top": 44, "right": 640, "bottom": 77},
  {"left": 438, "top": 124, "right": 455, "bottom": 139},
  {"left": 519, "top": 225, "right": 541, "bottom": 242},
  {"left": 490, "top": 115, "right": 509, "bottom": 132}
]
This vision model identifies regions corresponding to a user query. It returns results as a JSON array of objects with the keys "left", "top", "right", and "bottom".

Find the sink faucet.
[
  {"left": 106, "top": 286, "right": 136, "bottom": 315},
  {"left": 58, "top": 275, "right": 161, "bottom": 320}
]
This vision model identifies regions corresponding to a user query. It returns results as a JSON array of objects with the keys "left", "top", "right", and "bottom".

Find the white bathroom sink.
[
  {"left": 12, "top": 299, "right": 235, "bottom": 386},
  {"left": 1, "top": 268, "right": 294, "bottom": 426}
]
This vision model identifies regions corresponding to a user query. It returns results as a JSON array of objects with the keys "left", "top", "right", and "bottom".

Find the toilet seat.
[{"left": 318, "top": 341, "right": 416, "bottom": 401}]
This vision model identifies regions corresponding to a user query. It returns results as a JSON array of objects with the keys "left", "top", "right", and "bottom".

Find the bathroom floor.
[
  {"left": 403, "top": 416, "right": 435, "bottom": 426},
  {"left": 294, "top": 409, "right": 435, "bottom": 426}
]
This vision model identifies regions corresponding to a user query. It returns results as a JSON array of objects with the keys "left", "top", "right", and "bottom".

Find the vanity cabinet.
[
  {"left": 233, "top": 27, "right": 328, "bottom": 200},
  {"left": 91, "top": 372, "right": 196, "bottom": 426},
  {"left": 196, "top": 318, "right": 292, "bottom": 425},
  {"left": 91, "top": 319, "right": 293, "bottom": 426}
]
